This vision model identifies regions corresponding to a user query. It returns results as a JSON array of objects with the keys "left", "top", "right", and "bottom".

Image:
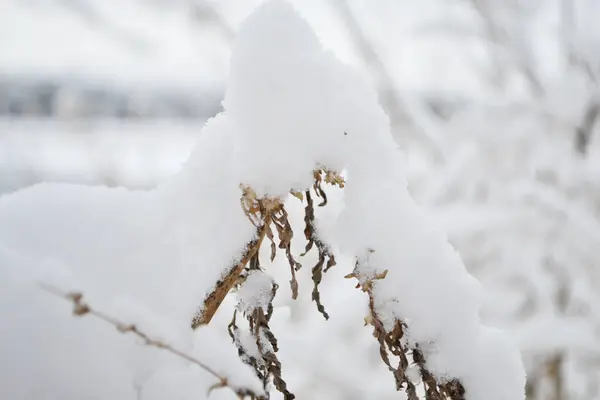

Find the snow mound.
[{"left": 0, "top": 1, "right": 525, "bottom": 399}]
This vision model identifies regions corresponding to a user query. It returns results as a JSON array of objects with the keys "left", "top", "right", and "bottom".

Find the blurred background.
[{"left": 2, "top": 0, "right": 600, "bottom": 399}]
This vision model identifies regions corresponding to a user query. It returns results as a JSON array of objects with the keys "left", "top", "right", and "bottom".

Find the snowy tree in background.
[
  {"left": 0, "top": 1, "right": 526, "bottom": 399},
  {"left": 401, "top": 1, "right": 600, "bottom": 399}
]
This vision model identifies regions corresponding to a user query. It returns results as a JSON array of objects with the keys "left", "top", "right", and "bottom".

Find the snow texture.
[
  {"left": 236, "top": 270, "right": 275, "bottom": 315},
  {"left": 228, "top": 1, "right": 526, "bottom": 398},
  {"left": 0, "top": 0, "right": 525, "bottom": 398},
  {"left": 226, "top": 1, "right": 526, "bottom": 397}
]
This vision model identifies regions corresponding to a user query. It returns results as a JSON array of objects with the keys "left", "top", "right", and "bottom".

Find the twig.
[
  {"left": 331, "top": 0, "right": 404, "bottom": 122},
  {"left": 190, "top": 1, "right": 236, "bottom": 44},
  {"left": 331, "top": 0, "right": 448, "bottom": 160},
  {"left": 192, "top": 225, "right": 268, "bottom": 328},
  {"left": 575, "top": 99, "right": 600, "bottom": 155},
  {"left": 39, "top": 283, "right": 262, "bottom": 399},
  {"left": 468, "top": 0, "right": 544, "bottom": 97}
]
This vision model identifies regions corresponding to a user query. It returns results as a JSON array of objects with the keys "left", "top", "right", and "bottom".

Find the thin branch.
[
  {"left": 331, "top": 0, "right": 404, "bottom": 124},
  {"left": 190, "top": 1, "right": 236, "bottom": 44},
  {"left": 575, "top": 99, "right": 600, "bottom": 155},
  {"left": 331, "top": 0, "right": 448, "bottom": 160},
  {"left": 39, "top": 283, "right": 262, "bottom": 399},
  {"left": 468, "top": 0, "right": 544, "bottom": 97},
  {"left": 561, "top": 0, "right": 597, "bottom": 84}
]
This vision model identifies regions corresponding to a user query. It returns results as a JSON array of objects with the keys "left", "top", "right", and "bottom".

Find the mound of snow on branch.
[{"left": 0, "top": 1, "right": 525, "bottom": 399}]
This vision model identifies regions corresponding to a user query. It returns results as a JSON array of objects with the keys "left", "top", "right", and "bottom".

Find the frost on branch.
[{"left": 191, "top": 1, "right": 526, "bottom": 399}]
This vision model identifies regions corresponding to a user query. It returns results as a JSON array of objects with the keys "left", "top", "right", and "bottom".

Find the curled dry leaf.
[
  {"left": 194, "top": 169, "right": 341, "bottom": 328},
  {"left": 303, "top": 188, "right": 336, "bottom": 320}
]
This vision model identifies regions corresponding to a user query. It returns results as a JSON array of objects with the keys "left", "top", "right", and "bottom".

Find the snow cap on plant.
[
  {"left": 195, "top": 0, "right": 528, "bottom": 399},
  {"left": 224, "top": 0, "right": 395, "bottom": 197}
]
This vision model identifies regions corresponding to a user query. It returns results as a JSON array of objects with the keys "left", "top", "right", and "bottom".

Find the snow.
[
  {"left": 224, "top": 0, "right": 389, "bottom": 196},
  {"left": 411, "top": 88, "right": 600, "bottom": 398},
  {"left": 335, "top": 171, "right": 525, "bottom": 398},
  {"left": 0, "top": 0, "right": 527, "bottom": 398},
  {"left": 226, "top": 1, "right": 526, "bottom": 397},
  {"left": 236, "top": 270, "right": 275, "bottom": 315},
  {"left": 0, "top": 238, "right": 263, "bottom": 399},
  {"left": 0, "top": 111, "right": 258, "bottom": 399},
  {"left": 0, "top": 119, "right": 199, "bottom": 195}
]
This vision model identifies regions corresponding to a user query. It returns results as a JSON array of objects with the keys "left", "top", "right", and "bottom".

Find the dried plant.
[
  {"left": 192, "top": 168, "right": 468, "bottom": 399},
  {"left": 228, "top": 281, "right": 294, "bottom": 400},
  {"left": 39, "top": 167, "right": 471, "bottom": 399},
  {"left": 346, "top": 258, "right": 467, "bottom": 400},
  {"left": 39, "top": 283, "right": 263, "bottom": 399}
]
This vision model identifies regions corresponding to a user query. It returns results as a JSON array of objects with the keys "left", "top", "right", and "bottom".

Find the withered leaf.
[{"left": 290, "top": 190, "right": 304, "bottom": 201}]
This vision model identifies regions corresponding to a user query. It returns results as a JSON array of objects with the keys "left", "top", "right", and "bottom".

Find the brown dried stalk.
[
  {"left": 194, "top": 169, "right": 463, "bottom": 399},
  {"left": 192, "top": 229, "right": 266, "bottom": 328},
  {"left": 40, "top": 283, "right": 263, "bottom": 399},
  {"left": 229, "top": 279, "right": 295, "bottom": 400},
  {"left": 193, "top": 169, "right": 343, "bottom": 399},
  {"left": 42, "top": 162, "right": 470, "bottom": 399},
  {"left": 347, "top": 260, "right": 467, "bottom": 399},
  {"left": 193, "top": 186, "right": 281, "bottom": 328},
  {"left": 192, "top": 231, "right": 264, "bottom": 329},
  {"left": 194, "top": 170, "right": 343, "bottom": 328}
]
